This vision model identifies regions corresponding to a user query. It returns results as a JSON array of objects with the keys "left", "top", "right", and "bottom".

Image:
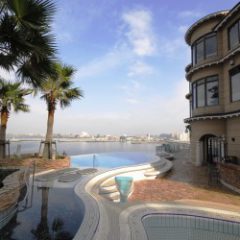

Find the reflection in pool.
[
  {"left": 71, "top": 151, "right": 155, "bottom": 169},
  {"left": 0, "top": 185, "right": 84, "bottom": 240}
]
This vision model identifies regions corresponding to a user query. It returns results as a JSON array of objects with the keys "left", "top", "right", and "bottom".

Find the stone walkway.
[{"left": 129, "top": 149, "right": 240, "bottom": 209}]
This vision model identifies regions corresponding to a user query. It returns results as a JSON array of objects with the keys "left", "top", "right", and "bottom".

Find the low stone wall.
[
  {"left": 0, "top": 157, "right": 70, "bottom": 171},
  {"left": 219, "top": 163, "right": 240, "bottom": 191},
  {"left": 0, "top": 169, "right": 26, "bottom": 212}
]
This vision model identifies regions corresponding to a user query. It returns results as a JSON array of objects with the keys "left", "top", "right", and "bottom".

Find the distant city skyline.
[{"left": 1, "top": 0, "right": 239, "bottom": 135}]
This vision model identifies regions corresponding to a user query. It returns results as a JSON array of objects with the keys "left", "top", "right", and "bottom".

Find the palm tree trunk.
[
  {"left": 43, "top": 109, "right": 55, "bottom": 159},
  {"left": 0, "top": 110, "right": 8, "bottom": 159}
]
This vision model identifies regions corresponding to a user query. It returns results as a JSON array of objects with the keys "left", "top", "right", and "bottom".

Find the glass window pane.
[
  {"left": 192, "top": 83, "right": 197, "bottom": 109},
  {"left": 192, "top": 45, "right": 196, "bottom": 65},
  {"left": 205, "top": 35, "right": 217, "bottom": 58},
  {"left": 231, "top": 72, "right": 240, "bottom": 101},
  {"left": 196, "top": 41, "right": 204, "bottom": 63},
  {"left": 229, "top": 22, "right": 239, "bottom": 49},
  {"left": 207, "top": 79, "right": 219, "bottom": 106},
  {"left": 197, "top": 82, "right": 205, "bottom": 107},
  {"left": 207, "top": 76, "right": 218, "bottom": 82}
]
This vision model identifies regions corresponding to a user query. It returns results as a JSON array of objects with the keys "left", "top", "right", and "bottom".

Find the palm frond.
[
  {"left": 0, "top": 0, "right": 57, "bottom": 87},
  {"left": 0, "top": 80, "right": 31, "bottom": 113},
  {"left": 40, "top": 62, "right": 83, "bottom": 110}
]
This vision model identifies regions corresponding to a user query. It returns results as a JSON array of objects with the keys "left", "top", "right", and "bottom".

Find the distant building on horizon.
[
  {"left": 179, "top": 132, "right": 190, "bottom": 142},
  {"left": 184, "top": 2, "right": 240, "bottom": 166}
]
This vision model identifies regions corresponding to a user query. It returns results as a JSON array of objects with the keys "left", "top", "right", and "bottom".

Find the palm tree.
[
  {"left": 40, "top": 63, "right": 83, "bottom": 159},
  {"left": 0, "top": 0, "right": 56, "bottom": 87},
  {"left": 0, "top": 80, "right": 32, "bottom": 158}
]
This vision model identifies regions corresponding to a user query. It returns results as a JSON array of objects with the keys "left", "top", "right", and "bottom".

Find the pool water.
[
  {"left": 0, "top": 186, "right": 84, "bottom": 240},
  {"left": 143, "top": 214, "right": 240, "bottom": 240},
  {"left": 71, "top": 151, "right": 155, "bottom": 168}
]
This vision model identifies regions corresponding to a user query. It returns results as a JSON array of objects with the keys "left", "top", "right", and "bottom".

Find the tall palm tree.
[
  {"left": 40, "top": 63, "right": 83, "bottom": 159},
  {"left": 0, "top": 80, "right": 32, "bottom": 158},
  {"left": 0, "top": 0, "right": 56, "bottom": 87}
]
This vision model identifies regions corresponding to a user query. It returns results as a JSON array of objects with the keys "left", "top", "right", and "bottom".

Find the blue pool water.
[
  {"left": 71, "top": 152, "right": 155, "bottom": 168},
  {"left": 143, "top": 214, "right": 240, "bottom": 240}
]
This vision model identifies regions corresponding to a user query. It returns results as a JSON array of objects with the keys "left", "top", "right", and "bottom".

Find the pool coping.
[
  {"left": 73, "top": 156, "right": 164, "bottom": 240},
  {"left": 119, "top": 203, "right": 240, "bottom": 240},
  {"left": 73, "top": 154, "right": 240, "bottom": 240},
  {"left": 30, "top": 158, "right": 240, "bottom": 240}
]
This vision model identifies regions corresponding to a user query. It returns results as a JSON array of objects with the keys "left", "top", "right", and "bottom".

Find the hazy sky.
[{"left": 2, "top": 0, "right": 239, "bottom": 135}]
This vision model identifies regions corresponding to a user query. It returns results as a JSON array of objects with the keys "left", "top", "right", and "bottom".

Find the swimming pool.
[
  {"left": 143, "top": 214, "right": 240, "bottom": 240},
  {"left": 71, "top": 152, "right": 155, "bottom": 168}
]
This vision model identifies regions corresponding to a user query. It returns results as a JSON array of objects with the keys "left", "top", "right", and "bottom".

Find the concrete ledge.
[
  {"left": 220, "top": 180, "right": 240, "bottom": 194},
  {"left": 73, "top": 171, "right": 102, "bottom": 240}
]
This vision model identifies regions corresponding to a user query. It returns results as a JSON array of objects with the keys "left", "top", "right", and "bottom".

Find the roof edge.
[
  {"left": 185, "top": 10, "right": 229, "bottom": 45},
  {"left": 214, "top": 2, "right": 240, "bottom": 31}
]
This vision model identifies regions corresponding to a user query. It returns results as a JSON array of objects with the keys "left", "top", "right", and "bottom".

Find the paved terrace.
[
  {"left": 129, "top": 149, "right": 240, "bottom": 210},
  {"left": 78, "top": 149, "right": 240, "bottom": 240}
]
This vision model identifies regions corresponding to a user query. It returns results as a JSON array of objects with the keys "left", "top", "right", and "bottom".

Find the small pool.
[
  {"left": 143, "top": 214, "right": 240, "bottom": 240},
  {"left": 71, "top": 152, "right": 155, "bottom": 169}
]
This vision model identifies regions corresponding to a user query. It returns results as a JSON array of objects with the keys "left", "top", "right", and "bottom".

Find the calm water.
[
  {"left": 0, "top": 186, "right": 84, "bottom": 240},
  {"left": 10, "top": 141, "right": 159, "bottom": 156},
  {"left": 0, "top": 142, "right": 159, "bottom": 239},
  {"left": 71, "top": 151, "right": 155, "bottom": 168}
]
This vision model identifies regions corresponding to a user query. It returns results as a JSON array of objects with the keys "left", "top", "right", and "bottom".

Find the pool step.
[
  {"left": 98, "top": 159, "right": 173, "bottom": 201},
  {"left": 145, "top": 161, "right": 166, "bottom": 173},
  {"left": 102, "top": 191, "right": 120, "bottom": 201},
  {"left": 144, "top": 160, "right": 173, "bottom": 178},
  {"left": 100, "top": 177, "right": 116, "bottom": 188},
  {"left": 99, "top": 185, "right": 118, "bottom": 194}
]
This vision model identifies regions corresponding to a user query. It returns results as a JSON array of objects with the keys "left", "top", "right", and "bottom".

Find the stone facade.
[
  {"left": 185, "top": 3, "right": 240, "bottom": 165},
  {"left": 0, "top": 169, "right": 26, "bottom": 212}
]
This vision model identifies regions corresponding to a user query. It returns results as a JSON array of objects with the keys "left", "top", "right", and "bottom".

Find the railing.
[{"left": 156, "top": 141, "right": 190, "bottom": 154}]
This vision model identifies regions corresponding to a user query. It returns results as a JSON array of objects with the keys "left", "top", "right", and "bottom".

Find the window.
[
  {"left": 192, "top": 83, "right": 197, "bottom": 109},
  {"left": 192, "top": 33, "right": 217, "bottom": 65},
  {"left": 192, "top": 76, "right": 219, "bottom": 109},
  {"left": 205, "top": 35, "right": 217, "bottom": 58},
  {"left": 206, "top": 76, "right": 219, "bottom": 106},
  {"left": 197, "top": 80, "right": 205, "bottom": 107},
  {"left": 192, "top": 45, "right": 196, "bottom": 65},
  {"left": 230, "top": 67, "right": 240, "bottom": 102},
  {"left": 196, "top": 40, "right": 204, "bottom": 63},
  {"left": 229, "top": 21, "right": 240, "bottom": 50}
]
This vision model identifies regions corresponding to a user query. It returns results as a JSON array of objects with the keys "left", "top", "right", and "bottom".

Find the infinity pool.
[
  {"left": 143, "top": 214, "right": 240, "bottom": 240},
  {"left": 71, "top": 152, "right": 155, "bottom": 168}
]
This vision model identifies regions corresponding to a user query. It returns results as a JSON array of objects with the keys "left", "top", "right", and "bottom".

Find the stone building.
[{"left": 184, "top": 3, "right": 240, "bottom": 166}]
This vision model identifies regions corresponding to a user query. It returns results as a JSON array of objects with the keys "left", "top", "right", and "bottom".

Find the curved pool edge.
[
  {"left": 73, "top": 155, "right": 240, "bottom": 240},
  {"left": 119, "top": 203, "right": 240, "bottom": 240},
  {"left": 73, "top": 155, "right": 164, "bottom": 240}
]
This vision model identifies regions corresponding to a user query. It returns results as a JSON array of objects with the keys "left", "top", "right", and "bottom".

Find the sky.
[{"left": 2, "top": 0, "right": 240, "bottom": 136}]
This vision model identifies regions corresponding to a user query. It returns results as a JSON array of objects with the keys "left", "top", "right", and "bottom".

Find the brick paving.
[{"left": 129, "top": 149, "right": 240, "bottom": 208}]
